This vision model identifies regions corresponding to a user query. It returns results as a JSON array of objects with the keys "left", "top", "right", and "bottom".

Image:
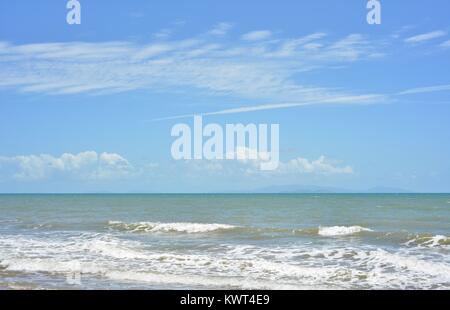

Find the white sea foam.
[
  {"left": 108, "top": 221, "right": 237, "bottom": 233},
  {"left": 1, "top": 231, "right": 450, "bottom": 289},
  {"left": 404, "top": 234, "right": 450, "bottom": 248},
  {"left": 105, "top": 270, "right": 306, "bottom": 290},
  {"left": 318, "top": 226, "right": 373, "bottom": 236},
  {"left": 0, "top": 233, "right": 334, "bottom": 289},
  {"left": 423, "top": 235, "right": 450, "bottom": 247}
]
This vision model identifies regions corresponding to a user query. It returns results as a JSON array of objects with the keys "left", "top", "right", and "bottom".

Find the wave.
[
  {"left": 108, "top": 221, "right": 376, "bottom": 238},
  {"left": 0, "top": 233, "right": 335, "bottom": 289},
  {"left": 20, "top": 220, "right": 448, "bottom": 250},
  {"left": 108, "top": 221, "right": 237, "bottom": 234},
  {"left": 318, "top": 226, "right": 373, "bottom": 237},
  {"left": 404, "top": 234, "right": 450, "bottom": 248},
  {"left": 108, "top": 221, "right": 379, "bottom": 240},
  {"left": 1, "top": 232, "right": 450, "bottom": 289}
]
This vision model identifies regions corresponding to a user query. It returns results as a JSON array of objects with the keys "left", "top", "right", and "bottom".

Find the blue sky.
[{"left": 0, "top": 0, "right": 450, "bottom": 193}]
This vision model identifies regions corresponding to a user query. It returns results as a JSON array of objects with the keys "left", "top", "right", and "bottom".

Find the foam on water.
[
  {"left": 1, "top": 231, "right": 449, "bottom": 289},
  {"left": 108, "top": 221, "right": 237, "bottom": 233},
  {"left": 318, "top": 226, "right": 373, "bottom": 237},
  {"left": 404, "top": 234, "right": 450, "bottom": 248},
  {"left": 105, "top": 270, "right": 305, "bottom": 290},
  {"left": 108, "top": 221, "right": 376, "bottom": 238}
]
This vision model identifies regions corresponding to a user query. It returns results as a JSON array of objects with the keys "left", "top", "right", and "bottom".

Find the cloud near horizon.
[
  {"left": 0, "top": 151, "right": 134, "bottom": 181},
  {"left": 184, "top": 147, "right": 354, "bottom": 177},
  {"left": 0, "top": 149, "right": 353, "bottom": 182}
]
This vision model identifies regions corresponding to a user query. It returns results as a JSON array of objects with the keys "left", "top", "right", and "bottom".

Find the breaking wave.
[
  {"left": 108, "top": 221, "right": 237, "bottom": 234},
  {"left": 1, "top": 232, "right": 449, "bottom": 289},
  {"left": 404, "top": 234, "right": 450, "bottom": 248},
  {"left": 318, "top": 226, "right": 373, "bottom": 236},
  {"left": 108, "top": 221, "right": 378, "bottom": 238}
]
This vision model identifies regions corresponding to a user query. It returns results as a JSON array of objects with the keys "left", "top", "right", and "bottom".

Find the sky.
[{"left": 0, "top": 0, "right": 450, "bottom": 193}]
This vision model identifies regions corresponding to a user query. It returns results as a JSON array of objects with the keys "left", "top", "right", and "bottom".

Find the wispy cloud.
[
  {"left": 154, "top": 80, "right": 450, "bottom": 121},
  {"left": 404, "top": 30, "right": 447, "bottom": 43},
  {"left": 152, "top": 20, "right": 187, "bottom": 40},
  {"left": 398, "top": 84, "right": 450, "bottom": 95},
  {"left": 151, "top": 94, "right": 385, "bottom": 121},
  {"left": 269, "top": 32, "right": 327, "bottom": 57},
  {"left": 0, "top": 27, "right": 380, "bottom": 101},
  {"left": 208, "top": 22, "right": 233, "bottom": 36},
  {"left": 440, "top": 40, "right": 450, "bottom": 48},
  {"left": 153, "top": 28, "right": 172, "bottom": 39},
  {"left": 206, "top": 94, "right": 384, "bottom": 114},
  {"left": 391, "top": 25, "right": 415, "bottom": 39},
  {"left": 241, "top": 30, "right": 272, "bottom": 41}
]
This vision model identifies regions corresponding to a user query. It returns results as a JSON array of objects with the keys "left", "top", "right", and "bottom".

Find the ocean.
[{"left": 0, "top": 194, "right": 449, "bottom": 290}]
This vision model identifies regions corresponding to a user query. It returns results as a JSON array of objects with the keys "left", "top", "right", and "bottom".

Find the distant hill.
[
  {"left": 361, "top": 186, "right": 412, "bottom": 194},
  {"left": 246, "top": 185, "right": 413, "bottom": 194}
]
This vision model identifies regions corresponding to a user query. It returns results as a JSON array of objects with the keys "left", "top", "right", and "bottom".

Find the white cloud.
[
  {"left": 278, "top": 156, "right": 354, "bottom": 175},
  {"left": 326, "top": 34, "right": 370, "bottom": 61},
  {"left": 404, "top": 31, "right": 447, "bottom": 43},
  {"left": 184, "top": 147, "right": 353, "bottom": 176},
  {"left": 241, "top": 30, "right": 272, "bottom": 41},
  {"left": 0, "top": 29, "right": 381, "bottom": 103},
  {"left": 271, "top": 33, "right": 326, "bottom": 57},
  {"left": 397, "top": 84, "right": 450, "bottom": 95},
  {"left": 132, "top": 43, "right": 173, "bottom": 60},
  {"left": 153, "top": 94, "right": 385, "bottom": 121},
  {"left": 391, "top": 25, "right": 415, "bottom": 39},
  {"left": 152, "top": 20, "right": 187, "bottom": 40},
  {"left": 208, "top": 22, "right": 233, "bottom": 36},
  {"left": 0, "top": 151, "right": 134, "bottom": 181},
  {"left": 153, "top": 28, "right": 172, "bottom": 39},
  {"left": 185, "top": 147, "right": 271, "bottom": 175},
  {"left": 303, "top": 43, "right": 322, "bottom": 50},
  {"left": 203, "top": 94, "right": 384, "bottom": 116},
  {"left": 0, "top": 148, "right": 352, "bottom": 184},
  {"left": 440, "top": 40, "right": 450, "bottom": 48}
]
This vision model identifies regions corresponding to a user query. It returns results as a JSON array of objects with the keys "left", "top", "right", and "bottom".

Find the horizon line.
[{"left": 0, "top": 192, "right": 449, "bottom": 195}]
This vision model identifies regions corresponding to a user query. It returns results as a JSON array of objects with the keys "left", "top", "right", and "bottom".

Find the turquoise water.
[{"left": 0, "top": 194, "right": 449, "bottom": 289}]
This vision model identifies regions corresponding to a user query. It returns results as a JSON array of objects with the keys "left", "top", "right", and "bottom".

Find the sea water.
[{"left": 0, "top": 194, "right": 449, "bottom": 289}]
